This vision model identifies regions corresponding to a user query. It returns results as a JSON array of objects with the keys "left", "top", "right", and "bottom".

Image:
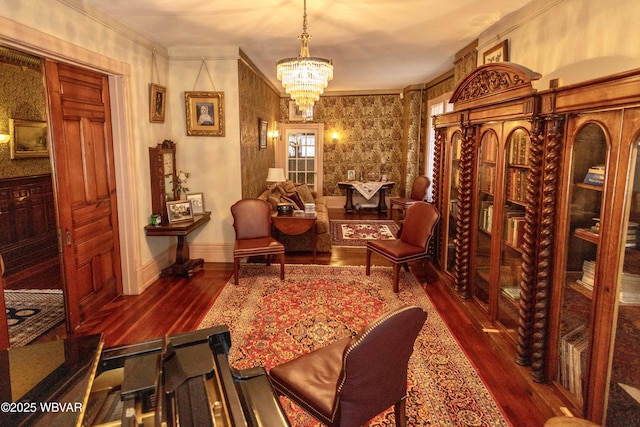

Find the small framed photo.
[
  {"left": 347, "top": 170, "right": 356, "bottom": 181},
  {"left": 184, "top": 91, "right": 225, "bottom": 136},
  {"left": 10, "top": 119, "right": 48, "bottom": 159},
  {"left": 149, "top": 83, "right": 166, "bottom": 123},
  {"left": 259, "top": 119, "right": 268, "bottom": 150},
  {"left": 166, "top": 200, "right": 193, "bottom": 223},
  {"left": 288, "top": 100, "right": 313, "bottom": 121},
  {"left": 483, "top": 40, "right": 509, "bottom": 64},
  {"left": 186, "top": 192, "right": 205, "bottom": 214}
]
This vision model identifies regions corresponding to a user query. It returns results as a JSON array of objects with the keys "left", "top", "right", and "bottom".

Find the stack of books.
[
  {"left": 620, "top": 272, "right": 640, "bottom": 305},
  {"left": 583, "top": 165, "right": 604, "bottom": 186},
  {"left": 304, "top": 203, "right": 316, "bottom": 214},
  {"left": 577, "top": 260, "right": 595, "bottom": 291},
  {"left": 560, "top": 324, "right": 588, "bottom": 402},
  {"left": 505, "top": 214, "right": 526, "bottom": 249},
  {"left": 624, "top": 221, "right": 638, "bottom": 247}
]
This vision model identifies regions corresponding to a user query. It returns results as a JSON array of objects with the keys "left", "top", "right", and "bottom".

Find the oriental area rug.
[
  {"left": 330, "top": 219, "right": 399, "bottom": 247},
  {"left": 4, "top": 289, "right": 65, "bottom": 347},
  {"left": 198, "top": 264, "right": 509, "bottom": 426}
]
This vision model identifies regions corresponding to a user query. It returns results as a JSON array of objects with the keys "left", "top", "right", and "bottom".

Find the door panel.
[{"left": 45, "top": 60, "right": 122, "bottom": 330}]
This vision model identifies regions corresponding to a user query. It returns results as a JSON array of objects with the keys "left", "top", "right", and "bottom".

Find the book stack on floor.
[
  {"left": 577, "top": 260, "right": 595, "bottom": 291},
  {"left": 583, "top": 165, "right": 604, "bottom": 186}
]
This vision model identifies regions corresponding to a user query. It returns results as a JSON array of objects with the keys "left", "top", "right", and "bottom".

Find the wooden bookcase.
[{"left": 433, "top": 63, "right": 640, "bottom": 425}]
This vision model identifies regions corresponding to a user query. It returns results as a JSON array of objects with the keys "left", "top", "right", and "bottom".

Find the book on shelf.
[
  {"left": 583, "top": 164, "right": 604, "bottom": 186},
  {"left": 619, "top": 271, "right": 640, "bottom": 305},
  {"left": 560, "top": 324, "right": 589, "bottom": 402},
  {"left": 506, "top": 215, "right": 526, "bottom": 249},
  {"left": 578, "top": 259, "right": 595, "bottom": 290},
  {"left": 479, "top": 201, "right": 493, "bottom": 233},
  {"left": 508, "top": 132, "right": 530, "bottom": 166},
  {"left": 501, "top": 286, "right": 521, "bottom": 301}
]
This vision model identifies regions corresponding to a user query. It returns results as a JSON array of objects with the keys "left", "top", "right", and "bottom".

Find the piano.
[{"left": 0, "top": 326, "right": 290, "bottom": 426}]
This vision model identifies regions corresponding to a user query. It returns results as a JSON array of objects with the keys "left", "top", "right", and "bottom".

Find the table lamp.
[{"left": 266, "top": 168, "right": 286, "bottom": 186}]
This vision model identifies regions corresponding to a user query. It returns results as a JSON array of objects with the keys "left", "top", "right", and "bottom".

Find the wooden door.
[{"left": 45, "top": 60, "right": 122, "bottom": 330}]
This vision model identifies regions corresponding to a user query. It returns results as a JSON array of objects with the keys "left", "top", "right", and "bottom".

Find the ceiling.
[{"left": 80, "top": 0, "right": 531, "bottom": 92}]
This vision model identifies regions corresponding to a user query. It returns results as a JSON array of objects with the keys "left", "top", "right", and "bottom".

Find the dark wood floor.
[{"left": 43, "top": 207, "right": 563, "bottom": 426}]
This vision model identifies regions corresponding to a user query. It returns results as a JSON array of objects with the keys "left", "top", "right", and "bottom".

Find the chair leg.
[
  {"left": 394, "top": 397, "right": 407, "bottom": 427},
  {"left": 234, "top": 257, "right": 240, "bottom": 285},
  {"left": 279, "top": 253, "right": 285, "bottom": 280},
  {"left": 365, "top": 249, "right": 372, "bottom": 276},
  {"left": 266, "top": 254, "right": 271, "bottom": 266},
  {"left": 393, "top": 263, "right": 400, "bottom": 293},
  {"left": 402, "top": 262, "right": 410, "bottom": 272}
]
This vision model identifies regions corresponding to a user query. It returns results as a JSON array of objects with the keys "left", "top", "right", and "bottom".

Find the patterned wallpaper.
[
  {"left": 238, "top": 59, "right": 280, "bottom": 199},
  {"left": 0, "top": 59, "right": 51, "bottom": 179}
]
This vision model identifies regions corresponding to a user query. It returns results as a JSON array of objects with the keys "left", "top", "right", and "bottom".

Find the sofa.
[{"left": 258, "top": 181, "right": 331, "bottom": 253}]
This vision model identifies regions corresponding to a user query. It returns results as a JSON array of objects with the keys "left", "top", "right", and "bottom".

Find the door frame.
[
  {"left": 0, "top": 17, "right": 139, "bottom": 297},
  {"left": 278, "top": 122, "right": 325, "bottom": 196}
]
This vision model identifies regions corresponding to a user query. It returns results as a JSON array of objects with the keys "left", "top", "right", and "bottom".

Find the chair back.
[
  {"left": 231, "top": 199, "right": 273, "bottom": 240},
  {"left": 400, "top": 201, "right": 440, "bottom": 250},
  {"left": 334, "top": 305, "right": 427, "bottom": 425},
  {"left": 408, "top": 175, "right": 430, "bottom": 201}
]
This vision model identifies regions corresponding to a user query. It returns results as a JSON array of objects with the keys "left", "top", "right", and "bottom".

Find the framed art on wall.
[
  {"left": 259, "top": 119, "right": 268, "bottom": 149},
  {"left": 184, "top": 91, "right": 225, "bottom": 136},
  {"left": 288, "top": 100, "right": 313, "bottom": 121},
  {"left": 149, "top": 83, "right": 166, "bottom": 123},
  {"left": 10, "top": 119, "right": 48, "bottom": 159},
  {"left": 483, "top": 40, "right": 508, "bottom": 64}
]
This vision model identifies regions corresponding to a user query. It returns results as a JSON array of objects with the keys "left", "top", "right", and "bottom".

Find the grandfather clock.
[{"left": 149, "top": 139, "right": 177, "bottom": 224}]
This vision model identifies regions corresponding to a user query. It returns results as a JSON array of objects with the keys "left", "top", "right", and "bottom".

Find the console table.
[
  {"left": 338, "top": 181, "right": 395, "bottom": 214},
  {"left": 144, "top": 212, "right": 210, "bottom": 278}
]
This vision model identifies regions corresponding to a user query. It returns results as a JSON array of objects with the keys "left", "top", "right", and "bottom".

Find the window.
[{"left": 280, "top": 123, "right": 324, "bottom": 195}]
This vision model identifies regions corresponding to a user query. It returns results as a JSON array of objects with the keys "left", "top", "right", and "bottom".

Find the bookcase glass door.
[
  {"left": 605, "top": 136, "right": 640, "bottom": 426},
  {"left": 446, "top": 131, "right": 462, "bottom": 276},
  {"left": 473, "top": 130, "right": 498, "bottom": 311},
  {"left": 497, "top": 128, "right": 530, "bottom": 339},
  {"left": 556, "top": 123, "right": 607, "bottom": 407}
]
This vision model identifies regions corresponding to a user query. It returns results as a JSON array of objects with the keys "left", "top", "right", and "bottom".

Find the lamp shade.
[{"left": 266, "top": 168, "right": 286, "bottom": 183}]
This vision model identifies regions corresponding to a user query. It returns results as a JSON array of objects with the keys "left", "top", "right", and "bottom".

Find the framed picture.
[
  {"left": 347, "top": 170, "right": 356, "bottom": 181},
  {"left": 483, "top": 40, "right": 509, "bottom": 64},
  {"left": 149, "top": 83, "right": 166, "bottom": 123},
  {"left": 259, "top": 119, "right": 268, "bottom": 150},
  {"left": 184, "top": 91, "right": 225, "bottom": 136},
  {"left": 10, "top": 119, "right": 48, "bottom": 159},
  {"left": 186, "top": 192, "right": 205, "bottom": 214},
  {"left": 166, "top": 200, "right": 194, "bottom": 223},
  {"left": 288, "top": 100, "right": 313, "bottom": 121}
]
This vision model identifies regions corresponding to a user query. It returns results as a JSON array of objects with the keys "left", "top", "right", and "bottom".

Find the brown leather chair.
[
  {"left": 366, "top": 202, "right": 439, "bottom": 292},
  {"left": 269, "top": 305, "right": 427, "bottom": 427},
  {"left": 389, "top": 175, "right": 430, "bottom": 219},
  {"left": 231, "top": 199, "right": 285, "bottom": 284}
]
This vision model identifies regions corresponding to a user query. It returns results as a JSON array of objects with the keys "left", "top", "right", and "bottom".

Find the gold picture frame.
[
  {"left": 149, "top": 83, "right": 166, "bottom": 123},
  {"left": 259, "top": 119, "right": 268, "bottom": 150},
  {"left": 483, "top": 40, "right": 509, "bottom": 64},
  {"left": 184, "top": 91, "right": 225, "bottom": 136},
  {"left": 10, "top": 119, "right": 48, "bottom": 159}
]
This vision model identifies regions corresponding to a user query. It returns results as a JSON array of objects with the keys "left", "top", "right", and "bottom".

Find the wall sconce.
[
  {"left": 332, "top": 132, "right": 339, "bottom": 143},
  {"left": 0, "top": 134, "right": 9, "bottom": 144},
  {"left": 270, "top": 129, "right": 279, "bottom": 143}
]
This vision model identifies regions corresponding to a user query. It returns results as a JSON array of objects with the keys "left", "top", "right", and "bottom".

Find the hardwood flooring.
[{"left": 43, "top": 207, "right": 561, "bottom": 426}]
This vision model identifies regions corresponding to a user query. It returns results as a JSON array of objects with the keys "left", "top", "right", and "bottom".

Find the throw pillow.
[
  {"left": 295, "top": 183, "right": 315, "bottom": 204},
  {"left": 281, "top": 193, "right": 305, "bottom": 210},
  {"left": 277, "top": 180, "right": 297, "bottom": 196}
]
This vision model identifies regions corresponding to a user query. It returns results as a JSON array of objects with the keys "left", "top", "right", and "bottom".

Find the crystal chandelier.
[{"left": 276, "top": 0, "right": 333, "bottom": 114}]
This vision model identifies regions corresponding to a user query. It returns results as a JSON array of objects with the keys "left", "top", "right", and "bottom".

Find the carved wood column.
[
  {"left": 455, "top": 122, "right": 476, "bottom": 298},
  {"left": 432, "top": 127, "right": 444, "bottom": 260},
  {"left": 530, "top": 115, "right": 564, "bottom": 383},
  {"left": 516, "top": 116, "right": 545, "bottom": 366}
]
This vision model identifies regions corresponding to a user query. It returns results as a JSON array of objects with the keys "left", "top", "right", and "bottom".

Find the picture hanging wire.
[
  {"left": 192, "top": 57, "right": 217, "bottom": 91},
  {"left": 151, "top": 48, "right": 162, "bottom": 85}
]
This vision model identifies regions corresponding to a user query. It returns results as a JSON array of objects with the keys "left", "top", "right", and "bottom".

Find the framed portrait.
[
  {"left": 149, "top": 83, "right": 166, "bottom": 123},
  {"left": 288, "top": 100, "right": 313, "bottom": 121},
  {"left": 259, "top": 119, "right": 268, "bottom": 150},
  {"left": 10, "top": 119, "right": 48, "bottom": 159},
  {"left": 184, "top": 91, "right": 225, "bottom": 136},
  {"left": 186, "top": 192, "right": 205, "bottom": 214},
  {"left": 166, "top": 200, "right": 194, "bottom": 223},
  {"left": 347, "top": 170, "right": 356, "bottom": 181},
  {"left": 483, "top": 40, "right": 509, "bottom": 64}
]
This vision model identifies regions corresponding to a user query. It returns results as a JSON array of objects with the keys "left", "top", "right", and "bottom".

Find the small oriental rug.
[
  {"left": 199, "top": 264, "right": 509, "bottom": 426},
  {"left": 331, "top": 219, "right": 399, "bottom": 247},
  {"left": 5, "top": 289, "right": 65, "bottom": 347}
]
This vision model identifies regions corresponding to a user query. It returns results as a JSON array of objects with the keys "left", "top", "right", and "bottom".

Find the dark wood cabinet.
[{"left": 433, "top": 63, "right": 640, "bottom": 425}]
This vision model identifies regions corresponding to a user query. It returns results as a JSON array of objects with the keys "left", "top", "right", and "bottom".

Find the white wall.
[{"left": 478, "top": 0, "right": 640, "bottom": 90}]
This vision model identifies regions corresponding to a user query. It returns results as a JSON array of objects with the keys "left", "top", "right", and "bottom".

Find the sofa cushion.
[
  {"left": 295, "top": 183, "right": 316, "bottom": 204},
  {"left": 281, "top": 193, "right": 305, "bottom": 210},
  {"left": 277, "top": 180, "right": 297, "bottom": 196}
]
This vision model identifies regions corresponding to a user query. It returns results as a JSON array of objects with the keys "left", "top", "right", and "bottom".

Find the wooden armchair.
[
  {"left": 389, "top": 175, "right": 430, "bottom": 219},
  {"left": 269, "top": 305, "right": 427, "bottom": 427},
  {"left": 231, "top": 199, "right": 285, "bottom": 284}
]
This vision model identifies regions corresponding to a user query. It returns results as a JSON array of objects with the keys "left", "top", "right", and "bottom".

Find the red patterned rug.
[
  {"left": 330, "top": 219, "right": 399, "bottom": 247},
  {"left": 199, "top": 265, "right": 509, "bottom": 426}
]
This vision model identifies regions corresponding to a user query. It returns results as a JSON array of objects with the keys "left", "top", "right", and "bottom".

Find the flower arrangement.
[{"left": 175, "top": 170, "right": 190, "bottom": 195}]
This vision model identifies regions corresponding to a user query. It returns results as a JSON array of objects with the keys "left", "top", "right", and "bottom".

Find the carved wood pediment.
[{"left": 451, "top": 62, "right": 541, "bottom": 106}]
